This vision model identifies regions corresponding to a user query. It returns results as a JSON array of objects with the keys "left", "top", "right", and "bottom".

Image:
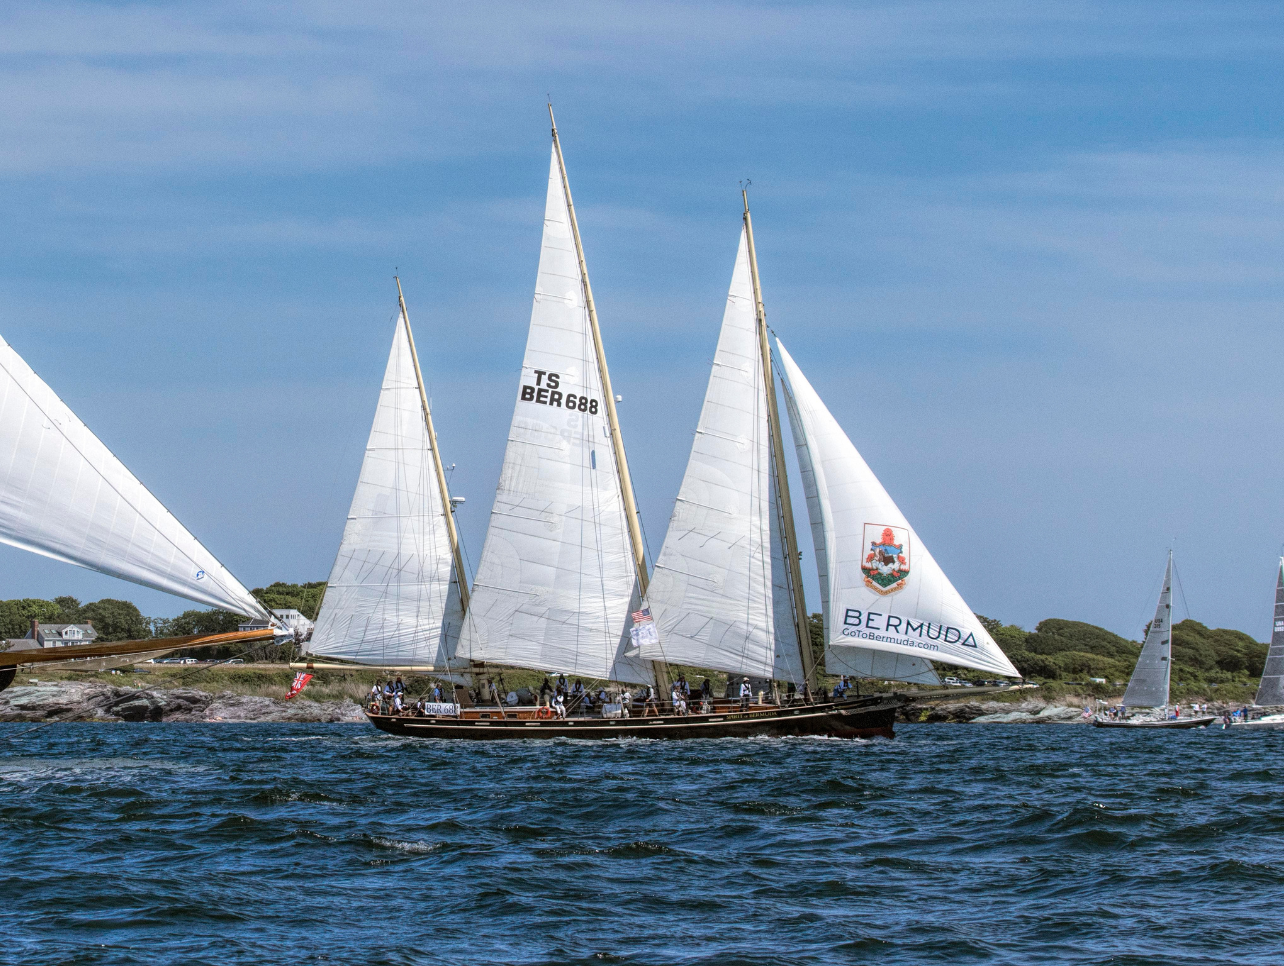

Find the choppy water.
[{"left": 1, "top": 723, "right": 1281, "bottom": 965}]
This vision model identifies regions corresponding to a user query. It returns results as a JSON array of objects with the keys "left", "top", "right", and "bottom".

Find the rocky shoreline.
[
  {"left": 0, "top": 681, "right": 366, "bottom": 723},
  {"left": 0, "top": 681, "right": 1108, "bottom": 726},
  {"left": 901, "top": 700, "right": 1091, "bottom": 724}
]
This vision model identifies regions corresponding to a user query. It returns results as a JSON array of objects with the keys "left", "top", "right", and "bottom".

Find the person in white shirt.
[{"left": 739, "top": 677, "right": 752, "bottom": 710}]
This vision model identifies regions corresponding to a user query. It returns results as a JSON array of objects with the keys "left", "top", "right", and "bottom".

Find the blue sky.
[{"left": 2, "top": 1, "right": 1282, "bottom": 641}]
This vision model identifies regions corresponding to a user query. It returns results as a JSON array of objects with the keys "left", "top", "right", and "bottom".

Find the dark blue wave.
[{"left": 2, "top": 723, "right": 1282, "bottom": 965}]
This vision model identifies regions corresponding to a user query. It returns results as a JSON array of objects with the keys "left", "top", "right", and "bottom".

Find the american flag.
[{"left": 631, "top": 607, "right": 653, "bottom": 624}]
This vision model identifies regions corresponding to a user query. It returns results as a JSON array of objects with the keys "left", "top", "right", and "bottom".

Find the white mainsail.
[
  {"left": 643, "top": 230, "right": 804, "bottom": 683},
  {"left": 307, "top": 316, "right": 464, "bottom": 666},
  {"left": 0, "top": 333, "right": 269, "bottom": 620},
  {"left": 1253, "top": 558, "right": 1284, "bottom": 706},
  {"left": 1122, "top": 553, "right": 1173, "bottom": 709},
  {"left": 774, "top": 339, "right": 1018, "bottom": 679},
  {"left": 456, "top": 145, "right": 652, "bottom": 686}
]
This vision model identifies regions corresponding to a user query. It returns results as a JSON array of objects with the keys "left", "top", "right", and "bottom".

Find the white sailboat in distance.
[
  {"left": 0, "top": 333, "right": 278, "bottom": 690},
  {"left": 1094, "top": 552, "right": 1215, "bottom": 728}
]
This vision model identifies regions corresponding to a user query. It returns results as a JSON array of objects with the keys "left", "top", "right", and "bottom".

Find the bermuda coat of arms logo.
[{"left": 861, "top": 524, "right": 911, "bottom": 596}]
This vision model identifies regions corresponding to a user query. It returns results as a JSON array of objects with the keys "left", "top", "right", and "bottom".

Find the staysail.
[
  {"left": 1122, "top": 553, "right": 1173, "bottom": 709},
  {"left": 0, "top": 333, "right": 269, "bottom": 620},
  {"left": 1253, "top": 559, "right": 1284, "bottom": 706},
  {"left": 644, "top": 230, "right": 804, "bottom": 683},
  {"left": 774, "top": 339, "right": 1017, "bottom": 679},
  {"left": 307, "top": 314, "right": 465, "bottom": 666},
  {"left": 456, "top": 145, "right": 652, "bottom": 686}
]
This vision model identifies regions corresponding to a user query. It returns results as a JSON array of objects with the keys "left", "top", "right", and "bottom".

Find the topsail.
[
  {"left": 774, "top": 339, "right": 1018, "bottom": 679},
  {"left": 1253, "top": 558, "right": 1284, "bottom": 706},
  {"left": 1121, "top": 553, "right": 1174, "bottom": 709},
  {"left": 0, "top": 333, "right": 268, "bottom": 620},
  {"left": 456, "top": 145, "right": 652, "bottom": 686},
  {"left": 307, "top": 314, "right": 465, "bottom": 667}
]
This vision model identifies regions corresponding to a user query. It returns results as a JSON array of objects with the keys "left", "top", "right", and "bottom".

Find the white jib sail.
[
  {"left": 456, "top": 146, "right": 652, "bottom": 686},
  {"left": 1122, "top": 554, "right": 1173, "bottom": 709},
  {"left": 0, "top": 333, "right": 269, "bottom": 620},
  {"left": 644, "top": 229, "right": 804, "bottom": 683},
  {"left": 307, "top": 316, "right": 464, "bottom": 666},
  {"left": 774, "top": 339, "right": 1018, "bottom": 679}
]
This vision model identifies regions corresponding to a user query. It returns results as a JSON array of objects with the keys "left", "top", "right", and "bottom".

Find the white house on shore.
[{"left": 238, "top": 608, "right": 314, "bottom": 641}]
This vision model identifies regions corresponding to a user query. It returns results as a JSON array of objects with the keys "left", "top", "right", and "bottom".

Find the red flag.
[{"left": 284, "top": 672, "right": 312, "bottom": 700}]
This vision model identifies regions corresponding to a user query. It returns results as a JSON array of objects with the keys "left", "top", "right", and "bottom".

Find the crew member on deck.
[{"left": 740, "top": 677, "right": 752, "bottom": 710}]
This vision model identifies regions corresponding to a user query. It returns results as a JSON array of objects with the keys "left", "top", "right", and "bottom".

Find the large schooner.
[
  {"left": 0, "top": 335, "right": 279, "bottom": 692},
  {"left": 355, "top": 110, "right": 1022, "bottom": 740}
]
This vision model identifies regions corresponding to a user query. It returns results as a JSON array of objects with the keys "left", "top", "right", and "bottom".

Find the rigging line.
[{"left": 1171, "top": 557, "right": 1192, "bottom": 624}]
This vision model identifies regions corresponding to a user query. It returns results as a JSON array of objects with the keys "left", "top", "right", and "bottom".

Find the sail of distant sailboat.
[
  {"left": 0, "top": 333, "right": 270, "bottom": 621},
  {"left": 1252, "top": 558, "right": 1284, "bottom": 706},
  {"left": 305, "top": 297, "right": 467, "bottom": 670},
  {"left": 455, "top": 124, "right": 654, "bottom": 686},
  {"left": 1121, "top": 553, "right": 1173, "bottom": 709}
]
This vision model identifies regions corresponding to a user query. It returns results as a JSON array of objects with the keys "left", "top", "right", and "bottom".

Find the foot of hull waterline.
[{"left": 365, "top": 698, "right": 902, "bottom": 740}]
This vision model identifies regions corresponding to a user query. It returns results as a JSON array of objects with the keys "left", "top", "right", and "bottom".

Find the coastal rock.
[
  {"left": 898, "top": 698, "right": 1091, "bottom": 724},
  {"left": 0, "top": 681, "right": 365, "bottom": 724},
  {"left": 971, "top": 705, "right": 1087, "bottom": 724}
]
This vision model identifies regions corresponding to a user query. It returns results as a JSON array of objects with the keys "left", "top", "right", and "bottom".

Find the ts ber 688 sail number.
[{"left": 520, "top": 370, "right": 598, "bottom": 415}]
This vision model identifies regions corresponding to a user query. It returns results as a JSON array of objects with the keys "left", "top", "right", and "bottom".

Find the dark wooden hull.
[{"left": 366, "top": 695, "right": 903, "bottom": 740}]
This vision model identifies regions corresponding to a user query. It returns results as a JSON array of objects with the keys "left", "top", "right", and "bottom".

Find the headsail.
[
  {"left": 1253, "top": 559, "right": 1284, "bottom": 706},
  {"left": 0, "top": 333, "right": 268, "bottom": 620},
  {"left": 774, "top": 339, "right": 1017, "bottom": 679},
  {"left": 456, "top": 145, "right": 652, "bottom": 686},
  {"left": 307, "top": 315, "right": 464, "bottom": 666},
  {"left": 1122, "top": 553, "right": 1173, "bottom": 709},
  {"left": 644, "top": 230, "right": 804, "bottom": 683}
]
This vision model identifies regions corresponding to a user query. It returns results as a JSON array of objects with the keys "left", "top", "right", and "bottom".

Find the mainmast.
[
  {"left": 548, "top": 105, "right": 669, "bottom": 689},
  {"left": 742, "top": 190, "right": 817, "bottom": 689},
  {"left": 395, "top": 276, "right": 470, "bottom": 613}
]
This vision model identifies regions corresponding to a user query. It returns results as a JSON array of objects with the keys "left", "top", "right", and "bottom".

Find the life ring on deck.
[{"left": 534, "top": 705, "right": 554, "bottom": 720}]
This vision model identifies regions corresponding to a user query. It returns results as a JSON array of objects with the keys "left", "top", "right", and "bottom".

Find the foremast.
[
  {"left": 742, "top": 191, "right": 818, "bottom": 690},
  {"left": 548, "top": 104, "right": 669, "bottom": 690},
  {"left": 395, "top": 276, "right": 471, "bottom": 615}
]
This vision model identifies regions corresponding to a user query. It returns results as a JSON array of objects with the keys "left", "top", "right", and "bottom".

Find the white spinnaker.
[
  {"left": 456, "top": 146, "right": 652, "bottom": 686},
  {"left": 780, "top": 370, "right": 939, "bottom": 686},
  {"left": 0, "top": 334, "right": 269, "bottom": 620},
  {"left": 644, "top": 230, "right": 803, "bottom": 683},
  {"left": 307, "top": 317, "right": 464, "bottom": 666},
  {"left": 774, "top": 340, "right": 1018, "bottom": 678},
  {"left": 1122, "top": 554, "right": 1173, "bottom": 709}
]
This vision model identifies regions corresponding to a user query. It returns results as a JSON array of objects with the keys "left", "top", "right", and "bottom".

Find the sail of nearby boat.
[
  {"left": 0, "top": 333, "right": 269, "bottom": 620},
  {"left": 644, "top": 229, "right": 805, "bottom": 683},
  {"left": 1252, "top": 558, "right": 1284, "bottom": 706},
  {"left": 1121, "top": 553, "right": 1174, "bottom": 709},
  {"left": 456, "top": 139, "right": 652, "bottom": 686},
  {"left": 306, "top": 309, "right": 466, "bottom": 668},
  {"left": 774, "top": 340, "right": 1018, "bottom": 679}
]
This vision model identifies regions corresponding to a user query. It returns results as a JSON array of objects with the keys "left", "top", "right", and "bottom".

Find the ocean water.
[{"left": 1, "top": 723, "right": 1281, "bottom": 966}]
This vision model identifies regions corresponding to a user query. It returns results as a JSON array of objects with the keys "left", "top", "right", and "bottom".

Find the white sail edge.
[
  {"left": 455, "top": 143, "right": 652, "bottom": 687},
  {"left": 0, "top": 333, "right": 269, "bottom": 620},
  {"left": 1121, "top": 553, "right": 1173, "bottom": 709},
  {"left": 773, "top": 338, "right": 1019, "bottom": 679},
  {"left": 307, "top": 315, "right": 466, "bottom": 668},
  {"left": 645, "top": 228, "right": 803, "bottom": 683}
]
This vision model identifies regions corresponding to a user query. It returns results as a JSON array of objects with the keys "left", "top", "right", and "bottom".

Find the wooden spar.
[
  {"left": 547, "top": 104, "right": 669, "bottom": 690},
  {"left": 742, "top": 190, "right": 817, "bottom": 689},
  {"left": 395, "top": 276, "right": 471, "bottom": 613},
  {"left": 0, "top": 628, "right": 277, "bottom": 668}
]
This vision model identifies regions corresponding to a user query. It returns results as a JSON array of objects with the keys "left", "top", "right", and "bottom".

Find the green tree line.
[{"left": 0, "top": 581, "right": 327, "bottom": 644}]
